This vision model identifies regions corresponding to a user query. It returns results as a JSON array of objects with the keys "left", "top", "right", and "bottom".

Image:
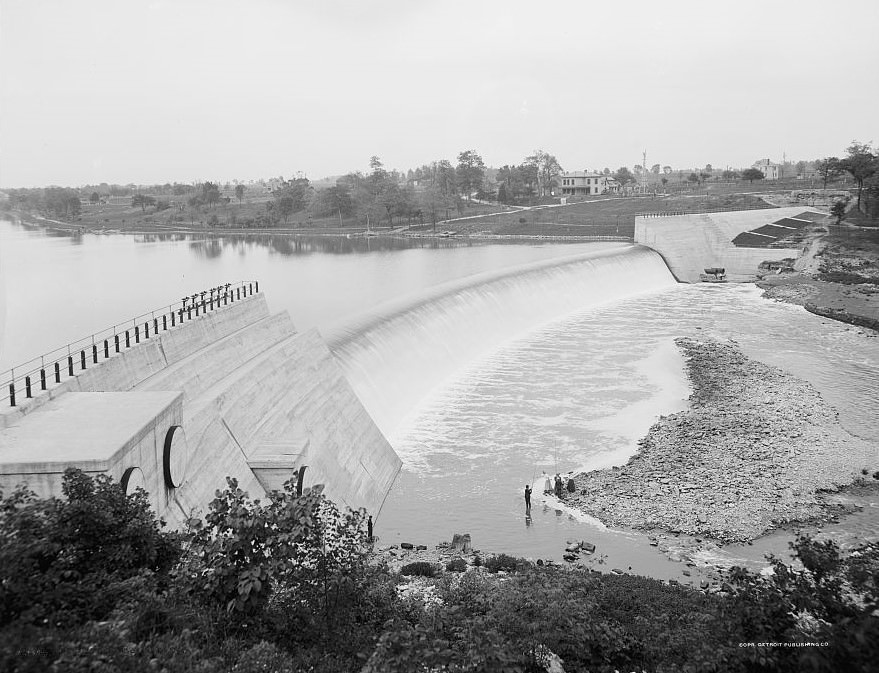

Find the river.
[{"left": 2, "top": 219, "right": 878, "bottom": 579}]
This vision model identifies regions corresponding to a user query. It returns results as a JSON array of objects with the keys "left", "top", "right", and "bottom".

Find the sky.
[{"left": 0, "top": 0, "right": 877, "bottom": 188}]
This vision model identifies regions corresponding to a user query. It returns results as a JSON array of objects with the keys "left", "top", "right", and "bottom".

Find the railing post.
[
  {"left": 104, "top": 340, "right": 109, "bottom": 358},
  {"left": 92, "top": 345, "right": 98, "bottom": 364},
  {"left": 255, "top": 281, "right": 259, "bottom": 293},
  {"left": 115, "top": 334, "right": 120, "bottom": 353},
  {"left": 80, "top": 350, "right": 86, "bottom": 370},
  {"left": 188, "top": 306, "right": 192, "bottom": 319},
  {"left": 40, "top": 369, "right": 47, "bottom": 390},
  {"left": 135, "top": 326, "right": 140, "bottom": 343},
  {"left": 145, "top": 322, "right": 150, "bottom": 339},
  {"left": 25, "top": 376, "right": 32, "bottom": 398},
  {"left": 248, "top": 283, "right": 253, "bottom": 295},
  {"left": 55, "top": 362, "right": 61, "bottom": 383},
  {"left": 237, "top": 287, "right": 241, "bottom": 300},
  {"left": 8, "top": 383, "right": 14, "bottom": 407},
  {"left": 68, "top": 356, "right": 74, "bottom": 376},
  {"left": 154, "top": 317, "right": 159, "bottom": 334},
  {"left": 125, "top": 331, "right": 130, "bottom": 348},
  {"left": 164, "top": 314, "right": 168, "bottom": 330}
]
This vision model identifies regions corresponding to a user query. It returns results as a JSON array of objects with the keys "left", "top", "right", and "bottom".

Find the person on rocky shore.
[
  {"left": 524, "top": 484, "right": 532, "bottom": 510},
  {"left": 554, "top": 474, "right": 563, "bottom": 499}
]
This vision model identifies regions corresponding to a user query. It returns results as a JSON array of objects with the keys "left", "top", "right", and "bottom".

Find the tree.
[
  {"left": 741, "top": 168, "right": 765, "bottom": 184},
  {"left": 456, "top": 150, "right": 485, "bottom": 200},
  {"left": 202, "top": 182, "right": 221, "bottom": 209},
  {"left": 524, "top": 149, "right": 563, "bottom": 197},
  {"left": 89, "top": 192, "right": 100, "bottom": 204},
  {"left": 651, "top": 164, "right": 661, "bottom": 175},
  {"left": 687, "top": 172, "right": 701, "bottom": 185},
  {"left": 839, "top": 141, "right": 878, "bottom": 211},
  {"left": 722, "top": 169, "right": 739, "bottom": 180},
  {"left": 830, "top": 200, "right": 848, "bottom": 224},
  {"left": 234, "top": 184, "right": 245, "bottom": 205},
  {"left": 0, "top": 469, "right": 180, "bottom": 628},
  {"left": 815, "top": 157, "right": 843, "bottom": 191},
  {"left": 613, "top": 166, "right": 634, "bottom": 187}
]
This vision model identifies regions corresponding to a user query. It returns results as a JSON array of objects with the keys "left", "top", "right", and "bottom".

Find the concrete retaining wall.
[
  {"left": 634, "top": 207, "right": 817, "bottom": 282},
  {"left": 0, "top": 293, "right": 401, "bottom": 526}
]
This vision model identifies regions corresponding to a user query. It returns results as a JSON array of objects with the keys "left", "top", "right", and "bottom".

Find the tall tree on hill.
[
  {"left": 234, "top": 184, "right": 245, "bottom": 205},
  {"left": 524, "top": 150, "right": 563, "bottom": 197},
  {"left": 815, "top": 157, "right": 843, "bottom": 191},
  {"left": 456, "top": 150, "right": 485, "bottom": 201},
  {"left": 202, "top": 182, "right": 221, "bottom": 209},
  {"left": 839, "top": 141, "right": 878, "bottom": 212}
]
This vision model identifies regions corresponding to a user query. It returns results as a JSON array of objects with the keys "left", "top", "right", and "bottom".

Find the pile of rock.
[
  {"left": 569, "top": 337, "right": 878, "bottom": 543},
  {"left": 562, "top": 539, "right": 596, "bottom": 563}
]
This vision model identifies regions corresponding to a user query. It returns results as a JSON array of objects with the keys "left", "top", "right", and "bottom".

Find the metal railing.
[{"left": 2, "top": 280, "right": 260, "bottom": 408}]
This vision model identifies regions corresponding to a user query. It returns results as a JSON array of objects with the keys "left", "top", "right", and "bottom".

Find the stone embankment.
[{"left": 569, "top": 338, "right": 878, "bottom": 543}]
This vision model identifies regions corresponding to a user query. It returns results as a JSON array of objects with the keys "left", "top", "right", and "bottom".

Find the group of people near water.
[{"left": 524, "top": 471, "right": 576, "bottom": 510}]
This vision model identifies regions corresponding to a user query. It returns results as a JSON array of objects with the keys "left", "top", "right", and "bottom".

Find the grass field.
[{"left": 407, "top": 192, "right": 776, "bottom": 237}]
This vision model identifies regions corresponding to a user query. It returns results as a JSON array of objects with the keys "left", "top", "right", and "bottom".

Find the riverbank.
[{"left": 568, "top": 337, "right": 879, "bottom": 547}]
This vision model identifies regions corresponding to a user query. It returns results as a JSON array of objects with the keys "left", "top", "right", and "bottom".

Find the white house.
[
  {"left": 559, "top": 171, "right": 619, "bottom": 196},
  {"left": 752, "top": 159, "right": 781, "bottom": 180}
]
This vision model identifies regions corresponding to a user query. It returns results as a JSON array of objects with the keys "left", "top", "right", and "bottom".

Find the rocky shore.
[{"left": 568, "top": 337, "right": 878, "bottom": 544}]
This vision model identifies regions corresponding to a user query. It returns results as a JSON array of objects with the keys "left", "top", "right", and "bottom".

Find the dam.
[
  {"left": 0, "top": 281, "right": 401, "bottom": 526},
  {"left": 2, "top": 216, "right": 877, "bottom": 574}
]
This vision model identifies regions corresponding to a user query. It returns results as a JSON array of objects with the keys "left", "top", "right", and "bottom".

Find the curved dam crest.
[{"left": 330, "top": 245, "right": 678, "bottom": 438}]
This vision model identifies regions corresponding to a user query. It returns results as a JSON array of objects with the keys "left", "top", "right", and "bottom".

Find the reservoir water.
[{"left": 2, "top": 219, "right": 878, "bottom": 578}]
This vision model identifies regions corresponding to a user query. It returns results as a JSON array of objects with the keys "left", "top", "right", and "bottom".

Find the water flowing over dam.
[{"left": 329, "top": 244, "right": 677, "bottom": 437}]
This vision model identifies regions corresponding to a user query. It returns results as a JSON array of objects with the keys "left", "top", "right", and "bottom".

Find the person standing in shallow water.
[{"left": 524, "top": 484, "right": 532, "bottom": 509}]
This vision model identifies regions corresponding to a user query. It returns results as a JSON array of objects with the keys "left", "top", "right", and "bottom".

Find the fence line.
[{"left": 2, "top": 280, "right": 260, "bottom": 408}]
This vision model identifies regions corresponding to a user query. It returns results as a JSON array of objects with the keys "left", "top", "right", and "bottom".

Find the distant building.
[
  {"left": 559, "top": 171, "right": 619, "bottom": 196},
  {"left": 752, "top": 159, "right": 781, "bottom": 180}
]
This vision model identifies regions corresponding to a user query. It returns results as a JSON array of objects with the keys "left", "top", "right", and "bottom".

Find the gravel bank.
[{"left": 568, "top": 337, "right": 878, "bottom": 544}]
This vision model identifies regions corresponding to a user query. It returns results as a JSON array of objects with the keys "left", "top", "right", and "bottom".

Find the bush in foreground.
[{"left": 3, "top": 470, "right": 878, "bottom": 672}]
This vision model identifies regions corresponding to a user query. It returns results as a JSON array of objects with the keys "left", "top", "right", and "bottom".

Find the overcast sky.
[{"left": 1, "top": 0, "right": 877, "bottom": 187}]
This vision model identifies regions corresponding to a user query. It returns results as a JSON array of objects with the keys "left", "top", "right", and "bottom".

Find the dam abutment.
[{"left": 0, "top": 283, "right": 401, "bottom": 527}]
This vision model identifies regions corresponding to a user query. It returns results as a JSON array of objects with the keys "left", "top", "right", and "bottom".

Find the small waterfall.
[{"left": 328, "top": 245, "right": 676, "bottom": 437}]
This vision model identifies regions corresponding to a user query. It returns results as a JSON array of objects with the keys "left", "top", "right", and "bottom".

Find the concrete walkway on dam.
[
  {"left": 0, "top": 290, "right": 402, "bottom": 527},
  {"left": 634, "top": 207, "right": 823, "bottom": 283}
]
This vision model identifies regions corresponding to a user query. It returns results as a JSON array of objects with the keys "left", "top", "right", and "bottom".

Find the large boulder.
[{"left": 451, "top": 533, "right": 472, "bottom": 553}]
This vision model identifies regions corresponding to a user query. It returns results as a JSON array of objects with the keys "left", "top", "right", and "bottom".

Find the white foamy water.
[{"left": 333, "top": 250, "right": 879, "bottom": 571}]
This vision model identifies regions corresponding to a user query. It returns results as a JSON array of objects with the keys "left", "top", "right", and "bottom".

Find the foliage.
[
  {"left": 524, "top": 149, "right": 563, "bottom": 197},
  {"left": 830, "top": 199, "right": 847, "bottom": 224},
  {"left": 5, "top": 473, "right": 878, "bottom": 673},
  {"left": 456, "top": 149, "right": 486, "bottom": 200},
  {"left": 0, "top": 469, "right": 180, "bottom": 629},
  {"left": 840, "top": 141, "right": 878, "bottom": 211},
  {"left": 400, "top": 561, "right": 435, "bottom": 577},
  {"left": 446, "top": 557, "right": 468, "bottom": 572},
  {"left": 483, "top": 553, "right": 528, "bottom": 573},
  {"left": 815, "top": 156, "right": 843, "bottom": 190},
  {"left": 741, "top": 167, "right": 765, "bottom": 183},
  {"left": 613, "top": 166, "right": 634, "bottom": 186}
]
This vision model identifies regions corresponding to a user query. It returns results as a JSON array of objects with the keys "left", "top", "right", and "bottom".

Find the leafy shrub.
[
  {"left": 445, "top": 558, "right": 467, "bottom": 573},
  {"left": 483, "top": 553, "right": 526, "bottom": 573},
  {"left": 0, "top": 469, "right": 180, "bottom": 628},
  {"left": 400, "top": 562, "right": 435, "bottom": 577}
]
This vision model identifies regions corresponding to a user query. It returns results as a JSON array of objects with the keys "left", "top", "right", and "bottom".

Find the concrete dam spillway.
[
  {"left": 328, "top": 244, "right": 679, "bottom": 439},
  {"left": 0, "top": 285, "right": 401, "bottom": 526}
]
